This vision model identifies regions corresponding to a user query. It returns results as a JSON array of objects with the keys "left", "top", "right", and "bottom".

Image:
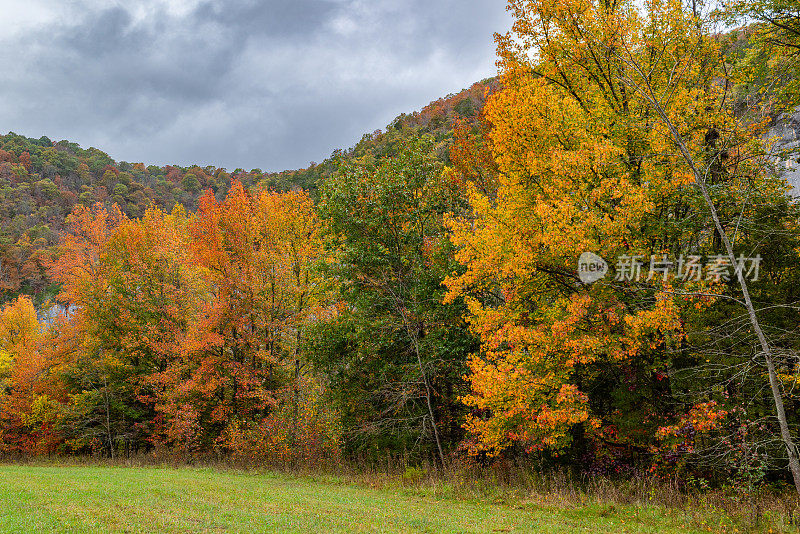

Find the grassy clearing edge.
[{"left": 1, "top": 457, "right": 797, "bottom": 533}]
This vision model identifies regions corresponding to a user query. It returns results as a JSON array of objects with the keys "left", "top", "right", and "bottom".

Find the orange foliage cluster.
[
  {"left": 0, "top": 182, "right": 338, "bottom": 461},
  {"left": 0, "top": 296, "right": 60, "bottom": 454}
]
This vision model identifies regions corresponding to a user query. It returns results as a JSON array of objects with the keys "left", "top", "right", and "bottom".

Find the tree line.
[{"left": 2, "top": 0, "right": 800, "bottom": 492}]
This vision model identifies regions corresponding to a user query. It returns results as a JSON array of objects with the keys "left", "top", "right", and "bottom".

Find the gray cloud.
[{"left": 0, "top": 0, "right": 510, "bottom": 171}]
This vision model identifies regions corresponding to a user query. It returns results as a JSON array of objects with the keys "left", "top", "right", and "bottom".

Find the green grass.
[{"left": 0, "top": 465, "right": 710, "bottom": 533}]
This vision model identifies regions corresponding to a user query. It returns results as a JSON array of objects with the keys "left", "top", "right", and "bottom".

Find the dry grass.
[{"left": 306, "top": 459, "right": 800, "bottom": 533}]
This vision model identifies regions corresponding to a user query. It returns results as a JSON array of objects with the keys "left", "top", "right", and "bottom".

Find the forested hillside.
[
  {"left": 0, "top": 79, "right": 496, "bottom": 307},
  {"left": 0, "top": 135, "right": 242, "bottom": 304}
]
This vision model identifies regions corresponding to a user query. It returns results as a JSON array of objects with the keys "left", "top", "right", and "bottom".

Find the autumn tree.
[
  {"left": 0, "top": 296, "right": 57, "bottom": 453},
  {"left": 724, "top": 0, "right": 800, "bottom": 109},
  {"left": 446, "top": 0, "right": 800, "bottom": 487},
  {"left": 39, "top": 181, "right": 335, "bottom": 461},
  {"left": 46, "top": 203, "right": 154, "bottom": 455},
  {"left": 159, "top": 182, "right": 331, "bottom": 458}
]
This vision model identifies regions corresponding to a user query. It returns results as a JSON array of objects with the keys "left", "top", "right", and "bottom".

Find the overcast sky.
[{"left": 0, "top": 0, "right": 510, "bottom": 172}]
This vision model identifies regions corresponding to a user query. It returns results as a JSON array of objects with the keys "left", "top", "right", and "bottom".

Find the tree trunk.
[
  {"left": 103, "top": 376, "right": 115, "bottom": 461},
  {"left": 636, "top": 79, "right": 800, "bottom": 494},
  {"left": 290, "top": 348, "right": 300, "bottom": 448},
  {"left": 407, "top": 322, "right": 446, "bottom": 468}
]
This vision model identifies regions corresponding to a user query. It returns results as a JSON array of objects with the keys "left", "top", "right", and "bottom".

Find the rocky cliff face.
[{"left": 768, "top": 111, "right": 800, "bottom": 196}]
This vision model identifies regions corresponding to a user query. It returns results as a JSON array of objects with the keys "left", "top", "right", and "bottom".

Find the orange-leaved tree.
[
  {"left": 47, "top": 202, "right": 205, "bottom": 457},
  {"left": 171, "top": 182, "right": 333, "bottom": 459}
]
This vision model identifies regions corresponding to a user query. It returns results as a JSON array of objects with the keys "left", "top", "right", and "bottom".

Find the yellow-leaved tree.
[
  {"left": 446, "top": 0, "right": 793, "bottom": 482},
  {"left": 0, "top": 295, "right": 56, "bottom": 453}
]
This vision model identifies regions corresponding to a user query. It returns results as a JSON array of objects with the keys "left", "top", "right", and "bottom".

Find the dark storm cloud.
[
  {"left": 192, "top": 0, "right": 338, "bottom": 36},
  {"left": 0, "top": 0, "right": 510, "bottom": 171}
]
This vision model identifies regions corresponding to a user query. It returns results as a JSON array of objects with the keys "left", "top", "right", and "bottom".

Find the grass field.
[{"left": 0, "top": 465, "right": 718, "bottom": 533}]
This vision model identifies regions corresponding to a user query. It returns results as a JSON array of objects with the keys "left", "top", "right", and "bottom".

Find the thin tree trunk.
[
  {"left": 381, "top": 277, "right": 447, "bottom": 468},
  {"left": 290, "top": 269, "right": 307, "bottom": 449},
  {"left": 633, "top": 77, "right": 800, "bottom": 494},
  {"left": 407, "top": 323, "right": 446, "bottom": 468},
  {"left": 103, "top": 376, "right": 115, "bottom": 461},
  {"left": 291, "top": 340, "right": 300, "bottom": 448}
]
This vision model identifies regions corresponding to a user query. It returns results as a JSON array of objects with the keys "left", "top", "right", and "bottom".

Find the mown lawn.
[{"left": 0, "top": 465, "right": 707, "bottom": 533}]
